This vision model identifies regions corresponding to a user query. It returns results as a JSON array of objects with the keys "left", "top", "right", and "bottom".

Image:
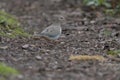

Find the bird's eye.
[{"left": 46, "top": 28, "right": 52, "bottom": 32}]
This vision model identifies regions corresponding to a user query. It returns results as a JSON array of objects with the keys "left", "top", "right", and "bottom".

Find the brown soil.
[{"left": 0, "top": 0, "right": 120, "bottom": 80}]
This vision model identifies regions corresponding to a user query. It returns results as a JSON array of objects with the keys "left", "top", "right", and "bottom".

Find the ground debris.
[{"left": 69, "top": 55, "right": 106, "bottom": 61}]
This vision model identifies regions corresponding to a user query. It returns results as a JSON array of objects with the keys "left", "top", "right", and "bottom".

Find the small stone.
[
  {"left": 35, "top": 55, "right": 42, "bottom": 60},
  {"left": 78, "top": 31, "right": 81, "bottom": 34},
  {"left": 60, "top": 41, "right": 65, "bottom": 44},
  {"left": 22, "top": 44, "right": 29, "bottom": 49},
  {"left": 0, "top": 46, "right": 8, "bottom": 49},
  {"left": 28, "top": 66, "right": 33, "bottom": 69},
  {"left": 90, "top": 20, "right": 95, "bottom": 24},
  {"left": 17, "top": 74, "right": 24, "bottom": 79}
]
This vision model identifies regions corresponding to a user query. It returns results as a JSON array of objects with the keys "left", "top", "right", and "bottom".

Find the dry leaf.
[{"left": 69, "top": 55, "right": 106, "bottom": 61}]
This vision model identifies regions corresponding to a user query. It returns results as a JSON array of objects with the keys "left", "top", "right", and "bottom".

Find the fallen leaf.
[
  {"left": 22, "top": 44, "right": 29, "bottom": 49},
  {"left": 69, "top": 55, "right": 106, "bottom": 61}
]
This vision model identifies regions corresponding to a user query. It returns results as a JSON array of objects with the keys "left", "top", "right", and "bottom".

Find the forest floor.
[{"left": 0, "top": 0, "right": 120, "bottom": 80}]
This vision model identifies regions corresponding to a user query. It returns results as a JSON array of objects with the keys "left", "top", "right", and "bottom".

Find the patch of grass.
[
  {"left": 107, "top": 50, "right": 120, "bottom": 56},
  {"left": 83, "top": 0, "right": 111, "bottom": 8},
  {"left": 114, "top": 4, "right": 120, "bottom": 16},
  {"left": 103, "top": 29, "right": 112, "bottom": 36},
  {"left": 0, "top": 63, "right": 19, "bottom": 76},
  {"left": 104, "top": 5, "right": 120, "bottom": 16},
  {"left": 104, "top": 9, "right": 115, "bottom": 16},
  {"left": 0, "top": 10, "right": 30, "bottom": 38},
  {"left": 83, "top": 0, "right": 120, "bottom": 16},
  {"left": 0, "top": 77, "right": 5, "bottom": 80}
]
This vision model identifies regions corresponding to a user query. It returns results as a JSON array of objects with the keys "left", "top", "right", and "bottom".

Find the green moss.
[
  {"left": 0, "top": 77, "right": 5, "bottom": 80},
  {"left": 0, "top": 10, "right": 30, "bottom": 38},
  {"left": 0, "top": 63, "right": 19, "bottom": 76},
  {"left": 107, "top": 50, "right": 120, "bottom": 56},
  {"left": 83, "top": 0, "right": 111, "bottom": 8},
  {"left": 103, "top": 29, "right": 112, "bottom": 36}
]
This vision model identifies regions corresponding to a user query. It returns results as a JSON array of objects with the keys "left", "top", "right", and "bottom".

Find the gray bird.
[
  {"left": 40, "top": 15, "right": 65, "bottom": 40},
  {"left": 40, "top": 22, "right": 62, "bottom": 40}
]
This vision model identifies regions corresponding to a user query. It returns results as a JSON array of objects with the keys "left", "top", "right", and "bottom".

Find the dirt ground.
[{"left": 0, "top": 0, "right": 120, "bottom": 80}]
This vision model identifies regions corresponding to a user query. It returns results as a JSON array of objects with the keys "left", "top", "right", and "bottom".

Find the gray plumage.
[
  {"left": 37, "top": 15, "right": 65, "bottom": 40},
  {"left": 40, "top": 22, "right": 62, "bottom": 40}
]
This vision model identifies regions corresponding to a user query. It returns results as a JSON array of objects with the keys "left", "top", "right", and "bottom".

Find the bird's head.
[{"left": 53, "top": 15, "right": 66, "bottom": 24}]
